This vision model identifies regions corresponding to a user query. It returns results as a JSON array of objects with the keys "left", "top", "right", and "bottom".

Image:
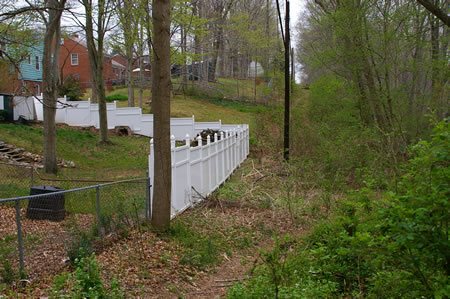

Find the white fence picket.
[{"left": 149, "top": 126, "right": 249, "bottom": 219}]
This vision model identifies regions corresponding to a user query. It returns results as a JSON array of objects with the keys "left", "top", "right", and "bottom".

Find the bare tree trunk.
[
  {"left": 144, "top": 0, "right": 153, "bottom": 111},
  {"left": 193, "top": 0, "right": 200, "bottom": 82},
  {"left": 430, "top": 5, "right": 439, "bottom": 100},
  {"left": 127, "top": 45, "right": 135, "bottom": 107},
  {"left": 151, "top": 0, "right": 172, "bottom": 230},
  {"left": 139, "top": 56, "right": 144, "bottom": 108},
  {"left": 209, "top": 27, "right": 222, "bottom": 82},
  {"left": 181, "top": 15, "right": 187, "bottom": 94},
  {"left": 138, "top": 24, "right": 144, "bottom": 108},
  {"left": 90, "top": 81, "right": 97, "bottom": 103},
  {"left": 43, "top": 0, "right": 66, "bottom": 174},
  {"left": 84, "top": 0, "right": 109, "bottom": 144}
]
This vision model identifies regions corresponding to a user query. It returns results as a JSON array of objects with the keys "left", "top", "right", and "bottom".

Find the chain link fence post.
[
  {"left": 15, "top": 199, "right": 24, "bottom": 273},
  {"left": 96, "top": 186, "right": 102, "bottom": 240}
]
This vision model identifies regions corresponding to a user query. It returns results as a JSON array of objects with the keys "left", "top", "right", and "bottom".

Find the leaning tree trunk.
[{"left": 151, "top": 0, "right": 172, "bottom": 230}]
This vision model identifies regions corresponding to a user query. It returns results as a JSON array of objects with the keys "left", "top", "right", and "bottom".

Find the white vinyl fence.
[
  {"left": 33, "top": 96, "right": 199, "bottom": 140},
  {"left": 0, "top": 95, "right": 35, "bottom": 121},
  {"left": 31, "top": 95, "right": 250, "bottom": 218},
  {"left": 149, "top": 125, "right": 249, "bottom": 218}
]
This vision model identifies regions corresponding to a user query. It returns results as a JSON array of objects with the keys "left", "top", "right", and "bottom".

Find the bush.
[
  {"left": 228, "top": 120, "right": 450, "bottom": 298},
  {"left": 58, "top": 77, "right": 84, "bottom": 101},
  {"left": 0, "top": 110, "right": 10, "bottom": 122},
  {"left": 51, "top": 254, "right": 122, "bottom": 298},
  {"left": 66, "top": 233, "right": 93, "bottom": 267},
  {"left": 105, "top": 94, "right": 128, "bottom": 102}
]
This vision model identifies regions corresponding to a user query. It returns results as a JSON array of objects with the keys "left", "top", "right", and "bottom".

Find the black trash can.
[{"left": 26, "top": 186, "right": 65, "bottom": 221}]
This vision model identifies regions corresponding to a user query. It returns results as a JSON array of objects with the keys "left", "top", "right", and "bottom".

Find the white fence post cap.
[
  {"left": 207, "top": 135, "right": 210, "bottom": 144},
  {"left": 185, "top": 134, "right": 190, "bottom": 146},
  {"left": 196, "top": 135, "right": 202, "bottom": 147}
]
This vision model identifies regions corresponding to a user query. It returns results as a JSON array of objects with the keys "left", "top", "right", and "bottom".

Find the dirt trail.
[{"left": 161, "top": 248, "right": 253, "bottom": 298}]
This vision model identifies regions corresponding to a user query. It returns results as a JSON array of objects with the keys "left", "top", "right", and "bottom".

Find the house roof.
[
  {"left": 132, "top": 68, "right": 150, "bottom": 72},
  {"left": 112, "top": 59, "right": 126, "bottom": 69},
  {"left": 69, "top": 36, "right": 88, "bottom": 48}
]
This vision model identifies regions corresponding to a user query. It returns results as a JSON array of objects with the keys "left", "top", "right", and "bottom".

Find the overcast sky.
[{"left": 289, "top": 0, "right": 306, "bottom": 82}]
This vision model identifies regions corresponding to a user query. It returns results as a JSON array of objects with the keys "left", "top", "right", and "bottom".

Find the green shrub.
[
  {"left": 66, "top": 233, "right": 93, "bottom": 267},
  {"left": 228, "top": 120, "right": 449, "bottom": 298},
  {"left": 51, "top": 254, "right": 122, "bottom": 298},
  {"left": 0, "top": 110, "right": 9, "bottom": 122},
  {"left": 59, "top": 77, "right": 84, "bottom": 101},
  {"left": 0, "top": 235, "right": 20, "bottom": 284},
  {"left": 105, "top": 94, "right": 128, "bottom": 102}
]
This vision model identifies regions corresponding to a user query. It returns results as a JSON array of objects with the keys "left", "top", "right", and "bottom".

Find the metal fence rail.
[{"left": 0, "top": 162, "right": 151, "bottom": 284}]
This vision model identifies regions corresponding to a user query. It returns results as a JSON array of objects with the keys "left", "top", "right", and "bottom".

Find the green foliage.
[
  {"left": 51, "top": 254, "right": 123, "bottom": 298},
  {"left": 58, "top": 77, "right": 84, "bottom": 101},
  {"left": 292, "top": 75, "right": 390, "bottom": 190},
  {"left": 66, "top": 233, "right": 93, "bottom": 267},
  {"left": 0, "top": 237, "right": 17, "bottom": 284},
  {"left": 374, "top": 119, "right": 450, "bottom": 296},
  {"left": 105, "top": 94, "right": 128, "bottom": 102},
  {"left": 100, "top": 195, "right": 145, "bottom": 238},
  {"left": 228, "top": 120, "right": 449, "bottom": 298},
  {"left": 0, "top": 110, "right": 9, "bottom": 122}
]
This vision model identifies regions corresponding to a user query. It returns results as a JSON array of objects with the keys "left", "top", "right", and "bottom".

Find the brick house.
[
  {"left": 0, "top": 39, "right": 43, "bottom": 96},
  {"left": 59, "top": 35, "right": 126, "bottom": 88}
]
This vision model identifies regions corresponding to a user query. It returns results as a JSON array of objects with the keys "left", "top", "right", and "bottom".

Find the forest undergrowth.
[{"left": 226, "top": 80, "right": 449, "bottom": 298}]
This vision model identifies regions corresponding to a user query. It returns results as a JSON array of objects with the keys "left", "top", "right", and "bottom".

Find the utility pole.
[{"left": 283, "top": 0, "right": 290, "bottom": 161}]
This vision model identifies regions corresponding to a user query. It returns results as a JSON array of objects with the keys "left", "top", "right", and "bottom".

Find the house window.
[
  {"left": 35, "top": 84, "right": 40, "bottom": 96},
  {"left": 35, "top": 56, "right": 40, "bottom": 70},
  {"left": 28, "top": 55, "right": 31, "bottom": 64},
  {"left": 71, "top": 53, "right": 78, "bottom": 65}
]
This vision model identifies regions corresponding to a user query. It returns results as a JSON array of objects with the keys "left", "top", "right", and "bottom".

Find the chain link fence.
[{"left": 0, "top": 162, "right": 150, "bottom": 285}]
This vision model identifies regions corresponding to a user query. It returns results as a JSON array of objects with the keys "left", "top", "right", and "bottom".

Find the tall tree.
[
  {"left": 296, "top": 0, "right": 448, "bottom": 153},
  {"left": 207, "top": 0, "right": 234, "bottom": 82},
  {"left": 151, "top": 0, "right": 172, "bottom": 229},
  {"left": 42, "top": 0, "right": 66, "bottom": 173},
  {"left": 116, "top": 0, "right": 136, "bottom": 107},
  {"left": 75, "top": 0, "right": 113, "bottom": 144},
  {"left": 1, "top": 0, "right": 66, "bottom": 174}
]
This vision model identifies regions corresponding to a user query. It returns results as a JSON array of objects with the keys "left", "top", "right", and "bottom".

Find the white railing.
[{"left": 149, "top": 125, "right": 250, "bottom": 218}]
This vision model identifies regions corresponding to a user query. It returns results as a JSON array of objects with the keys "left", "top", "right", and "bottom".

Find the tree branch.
[{"left": 416, "top": 0, "right": 450, "bottom": 27}]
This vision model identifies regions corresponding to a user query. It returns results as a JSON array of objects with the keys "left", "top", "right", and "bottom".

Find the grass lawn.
[
  {"left": 82, "top": 87, "right": 152, "bottom": 103},
  {"left": 0, "top": 123, "right": 150, "bottom": 180}
]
